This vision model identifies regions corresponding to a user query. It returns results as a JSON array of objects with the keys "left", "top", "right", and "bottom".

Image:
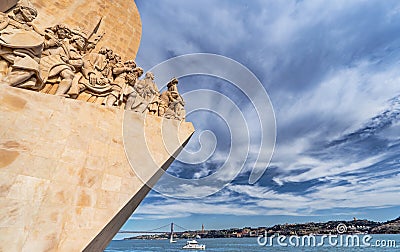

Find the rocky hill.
[{"left": 372, "top": 217, "right": 400, "bottom": 234}]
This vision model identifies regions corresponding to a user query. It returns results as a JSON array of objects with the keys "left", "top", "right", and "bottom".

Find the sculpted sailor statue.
[
  {"left": 160, "top": 77, "right": 186, "bottom": 120},
  {"left": 0, "top": 0, "right": 44, "bottom": 90}
]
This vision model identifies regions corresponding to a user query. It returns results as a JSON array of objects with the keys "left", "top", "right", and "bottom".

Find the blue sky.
[{"left": 116, "top": 0, "right": 400, "bottom": 238}]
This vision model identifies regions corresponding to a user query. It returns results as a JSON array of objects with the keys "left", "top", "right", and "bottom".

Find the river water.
[{"left": 106, "top": 235, "right": 400, "bottom": 251}]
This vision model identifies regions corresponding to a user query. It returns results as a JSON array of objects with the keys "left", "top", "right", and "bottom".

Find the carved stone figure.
[
  {"left": 158, "top": 91, "right": 169, "bottom": 117},
  {"left": 139, "top": 72, "right": 158, "bottom": 99},
  {"left": 136, "top": 71, "right": 159, "bottom": 115},
  {"left": 42, "top": 24, "right": 73, "bottom": 56},
  {"left": 160, "top": 77, "right": 186, "bottom": 120},
  {"left": 39, "top": 26, "right": 88, "bottom": 97},
  {"left": 124, "top": 67, "right": 147, "bottom": 112},
  {"left": 39, "top": 20, "right": 105, "bottom": 99},
  {"left": 70, "top": 46, "right": 115, "bottom": 103},
  {"left": 6, "top": 0, "right": 40, "bottom": 32},
  {"left": 104, "top": 59, "right": 136, "bottom": 107},
  {"left": 0, "top": 0, "right": 44, "bottom": 90},
  {"left": 0, "top": 0, "right": 186, "bottom": 121}
]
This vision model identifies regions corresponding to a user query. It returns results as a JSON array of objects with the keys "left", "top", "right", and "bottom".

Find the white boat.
[{"left": 182, "top": 239, "right": 205, "bottom": 250}]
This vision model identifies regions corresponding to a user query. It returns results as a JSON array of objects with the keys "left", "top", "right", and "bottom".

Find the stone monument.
[{"left": 0, "top": 0, "right": 194, "bottom": 251}]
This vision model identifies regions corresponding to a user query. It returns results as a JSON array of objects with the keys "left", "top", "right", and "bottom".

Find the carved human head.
[
  {"left": 14, "top": 0, "right": 37, "bottom": 22},
  {"left": 124, "top": 60, "right": 136, "bottom": 69},
  {"left": 167, "top": 77, "right": 178, "bottom": 88},
  {"left": 70, "top": 29, "right": 88, "bottom": 50},
  {"left": 134, "top": 67, "right": 144, "bottom": 77},
  {"left": 54, "top": 24, "right": 71, "bottom": 39},
  {"left": 70, "top": 35, "right": 86, "bottom": 51},
  {"left": 113, "top": 53, "right": 122, "bottom": 63},
  {"left": 99, "top": 46, "right": 112, "bottom": 55},
  {"left": 145, "top": 72, "right": 155, "bottom": 80},
  {"left": 99, "top": 47, "right": 115, "bottom": 60}
]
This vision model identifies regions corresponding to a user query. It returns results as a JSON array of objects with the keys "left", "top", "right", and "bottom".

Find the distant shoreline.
[{"left": 123, "top": 216, "right": 400, "bottom": 240}]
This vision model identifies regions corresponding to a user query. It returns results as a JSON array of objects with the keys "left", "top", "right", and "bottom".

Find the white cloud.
[
  {"left": 136, "top": 170, "right": 400, "bottom": 220},
  {"left": 134, "top": 0, "right": 400, "bottom": 219}
]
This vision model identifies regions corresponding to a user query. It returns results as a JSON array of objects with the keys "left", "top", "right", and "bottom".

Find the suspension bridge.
[{"left": 118, "top": 223, "right": 195, "bottom": 234}]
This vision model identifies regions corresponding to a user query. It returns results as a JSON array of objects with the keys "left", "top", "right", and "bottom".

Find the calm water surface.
[{"left": 106, "top": 235, "right": 400, "bottom": 252}]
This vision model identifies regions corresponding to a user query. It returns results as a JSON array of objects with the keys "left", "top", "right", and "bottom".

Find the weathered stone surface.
[
  {"left": 30, "top": 0, "right": 142, "bottom": 59},
  {"left": 0, "top": 85, "right": 194, "bottom": 251},
  {"left": 0, "top": 0, "right": 17, "bottom": 12}
]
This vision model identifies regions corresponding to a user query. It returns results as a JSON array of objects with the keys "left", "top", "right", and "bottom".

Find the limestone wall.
[
  {"left": 0, "top": 0, "right": 18, "bottom": 12},
  {"left": 30, "top": 0, "right": 142, "bottom": 59},
  {"left": 0, "top": 85, "right": 194, "bottom": 251}
]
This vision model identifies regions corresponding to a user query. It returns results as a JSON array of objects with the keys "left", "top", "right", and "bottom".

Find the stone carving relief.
[
  {"left": 160, "top": 78, "right": 186, "bottom": 121},
  {"left": 0, "top": 0, "right": 43, "bottom": 90},
  {"left": 0, "top": 0, "right": 186, "bottom": 120}
]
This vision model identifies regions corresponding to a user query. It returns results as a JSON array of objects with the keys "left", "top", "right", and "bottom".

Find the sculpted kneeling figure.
[{"left": 160, "top": 77, "right": 186, "bottom": 120}]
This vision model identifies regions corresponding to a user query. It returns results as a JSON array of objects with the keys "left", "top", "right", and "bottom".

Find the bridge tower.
[{"left": 170, "top": 223, "right": 176, "bottom": 243}]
